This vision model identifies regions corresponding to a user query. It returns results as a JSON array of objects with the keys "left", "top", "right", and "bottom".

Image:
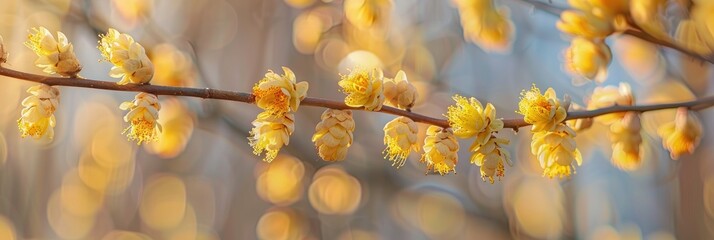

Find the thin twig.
[{"left": 2, "top": 67, "right": 714, "bottom": 130}]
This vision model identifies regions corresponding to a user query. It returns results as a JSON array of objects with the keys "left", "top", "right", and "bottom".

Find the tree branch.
[{"left": 2, "top": 66, "right": 713, "bottom": 131}]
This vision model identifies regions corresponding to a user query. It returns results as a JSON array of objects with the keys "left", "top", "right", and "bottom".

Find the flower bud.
[
  {"left": 383, "top": 117, "right": 419, "bottom": 168},
  {"left": 25, "top": 27, "right": 82, "bottom": 76},
  {"left": 421, "top": 126, "right": 459, "bottom": 175},
  {"left": 657, "top": 107, "right": 703, "bottom": 160},
  {"left": 312, "top": 109, "right": 355, "bottom": 161},
  {"left": 383, "top": 71, "right": 417, "bottom": 110},
  {"left": 609, "top": 112, "right": 643, "bottom": 171},
  {"left": 564, "top": 37, "right": 612, "bottom": 83}
]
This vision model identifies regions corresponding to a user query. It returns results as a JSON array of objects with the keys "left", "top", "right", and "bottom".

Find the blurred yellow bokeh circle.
[
  {"left": 308, "top": 167, "right": 361, "bottom": 215},
  {"left": 256, "top": 155, "right": 305, "bottom": 206},
  {"left": 257, "top": 208, "right": 308, "bottom": 240},
  {"left": 140, "top": 174, "right": 187, "bottom": 230}
]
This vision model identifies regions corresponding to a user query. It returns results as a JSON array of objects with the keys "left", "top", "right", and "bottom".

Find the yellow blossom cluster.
[
  {"left": 658, "top": 108, "right": 703, "bottom": 160},
  {"left": 25, "top": 27, "right": 82, "bottom": 76},
  {"left": 383, "top": 117, "right": 419, "bottom": 168},
  {"left": 119, "top": 93, "right": 163, "bottom": 145},
  {"left": 609, "top": 112, "right": 643, "bottom": 171},
  {"left": 471, "top": 136, "right": 511, "bottom": 183},
  {"left": 453, "top": 0, "right": 515, "bottom": 53},
  {"left": 518, "top": 85, "right": 567, "bottom": 132},
  {"left": 99, "top": 28, "right": 154, "bottom": 85},
  {"left": 587, "top": 82, "right": 634, "bottom": 124},
  {"left": 421, "top": 126, "right": 459, "bottom": 175},
  {"left": 312, "top": 109, "right": 355, "bottom": 161},
  {"left": 17, "top": 84, "right": 60, "bottom": 140},
  {"left": 339, "top": 67, "right": 384, "bottom": 111},
  {"left": 250, "top": 67, "right": 308, "bottom": 162}
]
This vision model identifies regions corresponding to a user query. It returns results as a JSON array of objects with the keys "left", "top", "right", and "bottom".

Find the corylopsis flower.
[
  {"left": 383, "top": 70, "right": 417, "bottom": 110},
  {"left": 446, "top": 95, "right": 503, "bottom": 146},
  {"left": 25, "top": 27, "right": 82, "bottom": 76},
  {"left": 18, "top": 84, "right": 60, "bottom": 140},
  {"left": 421, "top": 126, "right": 459, "bottom": 175},
  {"left": 253, "top": 67, "right": 309, "bottom": 115},
  {"left": 587, "top": 82, "right": 634, "bottom": 124},
  {"left": 383, "top": 117, "right": 419, "bottom": 168},
  {"left": 312, "top": 109, "right": 355, "bottom": 162},
  {"left": 564, "top": 37, "right": 612, "bottom": 83},
  {"left": 120, "top": 93, "right": 162, "bottom": 144},
  {"left": 471, "top": 135, "right": 511, "bottom": 183},
  {"left": 609, "top": 112, "right": 642, "bottom": 171},
  {"left": 658, "top": 108, "right": 703, "bottom": 160},
  {"left": 249, "top": 112, "right": 295, "bottom": 163},
  {"left": 517, "top": 85, "right": 567, "bottom": 132},
  {"left": 99, "top": 28, "right": 154, "bottom": 85},
  {"left": 531, "top": 124, "right": 583, "bottom": 178},
  {"left": 339, "top": 67, "right": 385, "bottom": 111}
]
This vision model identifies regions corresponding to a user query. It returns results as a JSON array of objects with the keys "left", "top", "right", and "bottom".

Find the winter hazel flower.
[
  {"left": 249, "top": 112, "right": 295, "bottom": 163},
  {"left": 25, "top": 27, "right": 81, "bottom": 76},
  {"left": 120, "top": 93, "right": 162, "bottom": 144},
  {"left": 518, "top": 85, "right": 567, "bottom": 132},
  {"left": 609, "top": 112, "right": 643, "bottom": 171},
  {"left": 471, "top": 136, "right": 511, "bottom": 184},
  {"left": 99, "top": 28, "right": 154, "bottom": 85},
  {"left": 17, "top": 84, "right": 60, "bottom": 140},
  {"left": 564, "top": 37, "right": 612, "bottom": 83},
  {"left": 312, "top": 109, "right": 355, "bottom": 162},
  {"left": 658, "top": 108, "right": 703, "bottom": 160},
  {"left": 531, "top": 124, "right": 583, "bottom": 178},
  {"left": 253, "top": 67, "right": 308, "bottom": 115},
  {"left": 587, "top": 83, "right": 634, "bottom": 124},
  {"left": 383, "top": 71, "right": 417, "bottom": 110},
  {"left": 447, "top": 95, "right": 503, "bottom": 146},
  {"left": 339, "top": 67, "right": 385, "bottom": 111},
  {"left": 383, "top": 117, "right": 419, "bottom": 168},
  {"left": 421, "top": 126, "right": 459, "bottom": 175}
]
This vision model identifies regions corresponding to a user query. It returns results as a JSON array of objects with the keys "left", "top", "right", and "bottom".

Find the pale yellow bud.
[
  {"left": 531, "top": 124, "right": 583, "bottom": 178},
  {"left": 421, "top": 126, "right": 459, "bottom": 175},
  {"left": 312, "top": 109, "right": 355, "bottom": 162},
  {"left": 339, "top": 67, "right": 385, "bottom": 111},
  {"left": 99, "top": 28, "right": 154, "bottom": 85},
  {"left": 470, "top": 135, "right": 511, "bottom": 183},
  {"left": 383, "top": 117, "right": 419, "bottom": 168},
  {"left": 459, "top": 6, "right": 515, "bottom": 53},
  {"left": 657, "top": 108, "right": 703, "bottom": 160},
  {"left": 609, "top": 112, "right": 642, "bottom": 171},
  {"left": 119, "top": 92, "right": 162, "bottom": 144},
  {"left": 587, "top": 83, "right": 634, "bottom": 124},
  {"left": 249, "top": 112, "right": 296, "bottom": 163},
  {"left": 25, "top": 27, "right": 82, "bottom": 76},
  {"left": 17, "top": 84, "right": 60, "bottom": 140},
  {"left": 557, "top": 11, "right": 614, "bottom": 39},
  {"left": 383, "top": 71, "right": 417, "bottom": 110},
  {"left": 564, "top": 37, "right": 612, "bottom": 83}
]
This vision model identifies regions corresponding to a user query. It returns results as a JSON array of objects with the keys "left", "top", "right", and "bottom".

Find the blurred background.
[{"left": 0, "top": 0, "right": 711, "bottom": 239}]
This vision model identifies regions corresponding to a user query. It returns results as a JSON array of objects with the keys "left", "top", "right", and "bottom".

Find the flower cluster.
[
  {"left": 453, "top": 0, "right": 515, "bottom": 53},
  {"left": 421, "top": 126, "right": 459, "bottom": 175},
  {"left": 250, "top": 67, "right": 308, "bottom": 162},
  {"left": 471, "top": 136, "right": 511, "bottom": 183},
  {"left": 120, "top": 93, "right": 162, "bottom": 145},
  {"left": 609, "top": 112, "right": 643, "bottom": 171},
  {"left": 383, "top": 117, "right": 419, "bottom": 168},
  {"left": 339, "top": 67, "right": 384, "bottom": 111},
  {"left": 17, "top": 84, "right": 60, "bottom": 140},
  {"left": 517, "top": 85, "right": 567, "bottom": 132},
  {"left": 658, "top": 108, "right": 703, "bottom": 160},
  {"left": 25, "top": 27, "right": 82, "bottom": 76},
  {"left": 99, "top": 28, "right": 154, "bottom": 85},
  {"left": 313, "top": 109, "right": 355, "bottom": 161}
]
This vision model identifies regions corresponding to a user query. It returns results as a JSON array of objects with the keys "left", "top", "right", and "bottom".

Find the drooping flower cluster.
[
  {"left": 421, "top": 126, "right": 459, "bottom": 175},
  {"left": 658, "top": 107, "right": 703, "bottom": 160},
  {"left": 99, "top": 28, "right": 154, "bottom": 85},
  {"left": 312, "top": 109, "right": 355, "bottom": 162},
  {"left": 517, "top": 85, "right": 567, "bottom": 132},
  {"left": 24, "top": 27, "right": 82, "bottom": 76},
  {"left": 383, "top": 117, "right": 419, "bottom": 168},
  {"left": 453, "top": 0, "right": 515, "bottom": 53},
  {"left": 120, "top": 92, "right": 162, "bottom": 145},
  {"left": 609, "top": 112, "right": 643, "bottom": 171},
  {"left": 471, "top": 136, "right": 511, "bottom": 183},
  {"left": 339, "top": 67, "right": 384, "bottom": 111},
  {"left": 383, "top": 70, "right": 417, "bottom": 110},
  {"left": 587, "top": 82, "right": 634, "bottom": 124},
  {"left": 563, "top": 37, "right": 612, "bottom": 84},
  {"left": 250, "top": 67, "right": 308, "bottom": 162},
  {"left": 17, "top": 84, "right": 60, "bottom": 140}
]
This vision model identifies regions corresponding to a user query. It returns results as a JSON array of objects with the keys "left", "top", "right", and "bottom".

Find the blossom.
[
  {"left": 564, "top": 37, "right": 612, "bottom": 83},
  {"left": 630, "top": 0, "right": 669, "bottom": 41},
  {"left": 99, "top": 28, "right": 154, "bottom": 85},
  {"left": 457, "top": 3, "right": 515, "bottom": 53},
  {"left": 557, "top": 11, "right": 614, "bottom": 40},
  {"left": 421, "top": 126, "right": 459, "bottom": 175},
  {"left": 657, "top": 108, "right": 703, "bottom": 160},
  {"left": 517, "top": 85, "right": 567, "bottom": 132},
  {"left": 531, "top": 124, "right": 583, "bottom": 178},
  {"left": 383, "top": 117, "right": 419, "bottom": 168},
  {"left": 587, "top": 83, "right": 634, "bottom": 124},
  {"left": 24, "top": 27, "right": 81, "bottom": 76},
  {"left": 470, "top": 135, "right": 511, "bottom": 183},
  {"left": 383, "top": 70, "right": 418, "bottom": 110},
  {"left": 150, "top": 44, "right": 196, "bottom": 87},
  {"left": 0, "top": 35, "right": 7, "bottom": 64},
  {"left": 119, "top": 92, "right": 162, "bottom": 144},
  {"left": 253, "top": 67, "right": 309, "bottom": 115},
  {"left": 249, "top": 112, "right": 295, "bottom": 163},
  {"left": 339, "top": 67, "right": 385, "bottom": 111},
  {"left": 568, "top": 0, "right": 630, "bottom": 19},
  {"left": 609, "top": 112, "right": 642, "bottom": 171},
  {"left": 344, "top": 0, "right": 392, "bottom": 29},
  {"left": 312, "top": 109, "right": 355, "bottom": 161},
  {"left": 446, "top": 95, "right": 503, "bottom": 146},
  {"left": 17, "top": 84, "right": 60, "bottom": 140}
]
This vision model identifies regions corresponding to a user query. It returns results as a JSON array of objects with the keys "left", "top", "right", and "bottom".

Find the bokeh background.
[{"left": 0, "top": 0, "right": 711, "bottom": 239}]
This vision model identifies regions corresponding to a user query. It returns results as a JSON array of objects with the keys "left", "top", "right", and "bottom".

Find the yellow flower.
[
  {"left": 690, "top": 2, "right": 714, "bottom": 52},
  {"left": 565, "top": 103, "right": 593, "bottom": 131},
  {"left": 609, "top": 112, "right": 642, "bottom": 171},
  {"left": 150, "top": 44, "right": 196, "bottom": 87},
  {"left": 557, "top": 11, "right": 614, "bottom": 39},
  {"left": 446, "top": 95, "right": 503, "bottom": 146},
  {"left": 99, "top": 28, "right": 154, "bottom": 85},
  {"left": 657, "top": 108, "right": 703, "bottom": 160},
  {"left": 24, "top": 27, "right": 82, "bottom": 76},
  {"left": 675, "top": 20, "right": 712, "bottom": 55},
  {"left": 249, "top": 112, "right": 295, "bottom": 163},
  {"left": 458, "top": 5, "right": 515, "bottom": 53},
  {"left": 630, "top": 0, "right": 669, "bottom": 41},
  {"left": 517, "top": 85, "right": 567, "bottom": 132},
  {"left": 587, "top": 82, "right": 634, "bottom": 124},
  {"left": 344, "top": 0, "right": 392, "bottom": 29},
  {"left": 17, "top": 84, "right": 60, "bottom": 140},
  {"left": 253, "top": 67, "right": 309, "bottom": 115},
  {"left": 421, "top": 126, "right": 459, "bottom": 175},
  {"left": 312, "top": 109, "right": 355, "bottom": 161},
  {"left": 383, "top": 70, "right": 418, "bottom": 110},
  {"left": 470, "top": 135, "right": 511, "bottom": 183},
  {"left": 564, "top": 37, "right": 612, "bottom": 83},
  {"left": 383, "top": 117, "right": 419, "bottom": 168},
  {"left": 568, "top": 0, "right": 630, "bottom": 18},
  {"left": 119, "top": 92, "right": 162, "bottom": 144},
  {"left": 339, "top": 67, "right": 385, "bottom": 111},
  {"left": 531, "top": 124, "right": 583, "bottom": 178},
  {"left": 0, "top": 35, "right": 7, "bottom": 64}
]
